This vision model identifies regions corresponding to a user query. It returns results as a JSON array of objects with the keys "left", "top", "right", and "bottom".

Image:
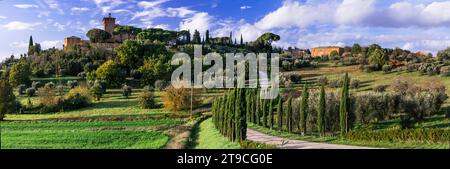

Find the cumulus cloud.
[
  {"left": 0, "top": 16, "right": 6, "bottom": 19},
  {"left": 14, "top": 4, "right": 38, "bottom": 9},
  {"left": 9, "top": 41, "right": 28, "bottom": 49},
  {"left": 179, "top": 12, "right": 213, "bottom": 33},
  {"left": 71, "top": 7, "right": 89, "bottom": 12},
  {"left": 336, "top": 0, "right": 376, "bottom": 25},
  {"left": 41, "top": 40, "right": 62, "bottom": 49},
  {"left": 2, "top": 21, "right": 42, "bottom": 30}
]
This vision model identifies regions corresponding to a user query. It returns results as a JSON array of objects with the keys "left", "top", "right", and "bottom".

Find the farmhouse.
[
  {"left": 311, "top": 46, "right": 344, "bottom": 57},
  {"left": 63, "top": 13, "right": 133, "bottom": 51}
]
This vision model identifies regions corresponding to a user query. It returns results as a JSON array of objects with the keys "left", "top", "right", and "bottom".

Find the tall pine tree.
[
  {"left": 205, "top": 30, "right": 210, "bottom": 44},
  {"left": 317, "top": 84, "right": 326, "bottom": 136},
  {"left": 340, "top": 73, "right": 350, "bottom": 136},
  {"left": 300, "top": 84, "right": 309, "bottom": 135}
]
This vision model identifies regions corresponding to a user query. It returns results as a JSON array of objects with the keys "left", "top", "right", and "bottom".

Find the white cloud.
[
  {"left": 335, "top": 0, "right": 376, "bottom": 25},
  {"left": 179, "top": 12, "right": 213, "bottom": 33},
  {"left": 0, "top": 16, "right": 6, "bottom": 19},
  {"left": 2, "top": 21, "right": 42, "bottom": 30},
  {"left": 92, "top": 0, "right": 126, "bottom": 14},
  {"left": 167, "top": 7, "right": 195, "bottom": 17},
  {"left": 255, "top": 1, "right": 333, "bottom": 29},
  {"left": 71, "top": 7, "right": 89, "bottom": 12},
  {"left": 41, "top": 40, "right": 62, "bottom": 49},
  {"left": 138, "top": 0, "right": 170, "bottom": 9},
  {"left": 14, "top": 4, "right": 38, "bottom": 9},
  {"left": 240, "top": 6, "right": 252, "bottom": 10},
  {"left": 9, "top": 41, "right": 28, "bottom": 49},
  {"left": 43, "top": 0, "right": 64, "bottom": 14}
]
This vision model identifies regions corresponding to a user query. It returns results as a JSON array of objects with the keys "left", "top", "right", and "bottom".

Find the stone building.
[
  {"left": 311, "top": 46, "right": 344, "bottom": 57},
  {"left": 63, "top": 36, "right": 81, "bottom": 51},
  {"left": 103, "top": 13, "right": 116, "bottom": 36}
]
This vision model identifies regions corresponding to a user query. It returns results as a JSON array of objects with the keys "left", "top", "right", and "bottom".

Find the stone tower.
[{"left": 102, "top": 13, "right": 116, "bottom": 35}]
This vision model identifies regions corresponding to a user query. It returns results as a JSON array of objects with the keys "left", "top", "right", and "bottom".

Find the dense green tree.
[
  {"left": 95, "top": 60, "right": 125, "bottom": 86},
  {"left": 269, "top": 98, "right": 274, "bottom": 130},
  {"left": 8, "top": 60, "right": 32, "bottom": 87},
  {"left": 369, "top": 48, "right": 388, "bottom": 67},
  {"left": 351, "top": 43, "right": 362, "bottom": 54},
  {"left": 437, "top": 47, "right": 450, "bottom": 61},
  {"left": 277, "top": 96, "right": 283, "bottom": 131},
  {"left": 86, "top": 28, "right": 111, "bottom": 43},
  {"left": 262, "top": 99, "right": 267, "bottom": 127},
  {"left": 317, "top": 84, "right": 326, "bottom": 136},
  {"left": 114, "top": 25, "right": 142, "bottom": 36},
  {"left": 300, "top": 84, "right": 309, "bottom": 135},
  {"left": 0, "top": 79, "right": 16, "bottom": 121},
  {"left": 255, "top": 32, "right": 280, "bottom": 46},
  {"left": 192, "top": 30, "right": 201, "bottom": 44},
  {"left": 340, "top": 73, "right": 350, "bottom": 136}
]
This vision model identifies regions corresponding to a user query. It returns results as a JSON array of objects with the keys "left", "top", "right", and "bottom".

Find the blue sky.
[{"left": 1, "top": 0, "right": 450, "bottom": 61}]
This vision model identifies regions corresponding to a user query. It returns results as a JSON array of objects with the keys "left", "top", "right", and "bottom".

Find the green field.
[
  {"left": 1, "top": 89, "right": 191, "bottom": 149},
  {"left": 192, "top": 119, "right": 241, "bottom": 149}
]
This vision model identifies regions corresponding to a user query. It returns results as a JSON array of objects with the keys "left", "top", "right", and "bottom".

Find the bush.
[
  {"left": 162, "top": 84, "right": 200, "bottom": 111},
  {"left": 130, "top": 69, "right": 142, "bottom": 79},
  {"left": 328, "top": 79, "right": 342, "bottom": 88},
  {"left": 91, "top": 80, "right": 106, "bottom": 101},
  {"left": 373, "top": 85, "right": 388, "bottom": 92},
  {"left": 440, "top": 66, "right": 450, "bottom": 76},
  {"left": 282, "top": 60, "right": 292, "bottom": 71},
  {"left": 382, "top": 65, "right": 393, "bottom": 73},
  {"left": 344, "top": 129, "right": 450, "bottom": 144},
  {"left": 122, "top": 85, "right": 132, "bottom": 98},
  {"left": 154, "top": 80, "right": 168, "bottom": 91},
  {"left": 240, "top": 140, "right": 276, "bottom": 149},
  {"left": 32, "top": 81, "right": 44, "bottom": 89},
  {"left": 45, "top": 82, "right": 55, "bottom": 89},
  {"left": 38, "top": 86, "right": 63, "bottom": 113},
  {"left": 317, "top": 76, "right": 328, "bottom": 86},
  {"left": 26, "top": 88, "right": 36, "bottom": 97},
  {"left": 17, "top": 84, "right": 26, "bottom": 95},
  {"left": 350, "top": 79, "right": 360, "bottom": 89},
  {"left": 63, "top": 86, "right": 92, "bottom": 110},
  {"left": 363, "top": 64, "right": 379, "bottom": 73},
  {"left": 138, "top": 91, "right": 158, "bottom": 109},
  {"left": 143, "top": 85, "right": 154, "bottom": 92},
  {"left": 67, "top": 80, "right": 78, "bottom": 89}
]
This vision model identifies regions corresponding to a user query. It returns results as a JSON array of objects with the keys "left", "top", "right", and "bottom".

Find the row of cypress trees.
[
  {"left": 212, "top": 73, "right": 350, "bottom": 140},
  {"left": 212, "top": 88, "right": 248, "bottom": 142}
]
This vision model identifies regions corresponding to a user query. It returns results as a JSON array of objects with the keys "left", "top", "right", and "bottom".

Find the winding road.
[{"left": 247, "top": 129, "right": 377, "bottom": 149}]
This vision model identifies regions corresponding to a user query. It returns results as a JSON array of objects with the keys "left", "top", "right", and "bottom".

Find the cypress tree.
[
  {"left": 255, "top": 91, "right": 261, "bottom": 125},
  {"left": 318, "top": 84, "right": 326, "bottom": 136},
  {"left": 277, "top": 96, "right": 283, "bottom": 131},
  {"left": 262, "top": 99, "right": 267, "bottom": 127},
  {"left": 205, "top": 30, "right": 210, "bottom": 44},
  {"left": 238, "top": 89, "right": 247, "bottom": 141},
  {"left": 229, "top": 32, "right": 233, "bottom": 44},
  {"left": 340, "top": 73, "right": 349, "bottom": 136},
  {"left": 300, "top": 84, "right": 309, "bottom": 135},
  {"left": 269, "top": 98, "right": 274, "bottom": 130},
  {"left": 235, "top": 89, "right": 241, "bottom": 142},
  {"left": 287, "top": 96, "right": 293, "bottom": 133},
  {"left": 240, "top": 34, "right": 244, "bottom": 45}
]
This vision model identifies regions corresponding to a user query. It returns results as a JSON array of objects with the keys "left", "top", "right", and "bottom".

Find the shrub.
[
  {"left": 282, "top": 60, "right": 292, "bottom": 71},
  {"left": 154, "top": 80, "right": 168, "bottom": 91},
  {"left": 143, "top": 85, "right": 154, "bottom": 91},
  {"left": 91, "top": 81, "right": 105, "bottom": 101},
  {"left": 26, "top": 88, "right": 36, "bottom": 97},
  {"left": 32, "top": 81, "right": 44, "bottom": 89},
  {"left": 8, "top": 61, "right": 32, "bottom": 87},
  {"left": 67, "top": 80, "right": 78, "bottom": 89},
  {"left": 122, "top": 85, "right": 132, "bottom": 98},
  {"left": 17, "top": 84, "right": 26, "bottom": 95},
  {"left": 38, "top": 86, "right": 63, "bottom": 113},
  {"left": 63, "top": 86, "right": 92, "bottom": 110},
  {"left": 130, "top": 69, "right": 142, "bottom": 79},
  {"left": 440, "top": 66, "right": 450, "bottom": 76},
  {"left": 382, "top": 65, "right": 393, "bottom": 73},
  {"left": 328, "top": 79, "right": 342, "bottom": 88},
  {"left": 373, "top": 85, "right": 388, "bottom": 92},
  {"left": 240, "top": 140, "right": 276, "bottom": 149},
  {"left": 138, "top": 91, "right": 158, "bottom": 109},
  {"left": 363, "top": 64, "right": 378, "bottom": 73},
  {"left": 317, "top": 76, "right": 328, "bottom": 86},
  {"left": 162, "top": 84, "right": 200, "bottom": 111},
  {"left": 344, "top": 129, "right": 450, "bottom": 144},
  {"left": 45, "top": 82, "right": 55, "bottom": 89},
  {"left": 350, "top": 79, "right": 360, "bottom": 89}
]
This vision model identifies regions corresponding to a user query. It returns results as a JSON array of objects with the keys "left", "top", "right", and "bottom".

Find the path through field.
[{"left": 247, "top": 129, "right": 376, "bottom": 149}]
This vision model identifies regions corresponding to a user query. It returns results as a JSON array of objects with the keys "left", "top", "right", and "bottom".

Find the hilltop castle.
[{"left": 63, "top": 13, "right": 134, "bottom": 51}]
